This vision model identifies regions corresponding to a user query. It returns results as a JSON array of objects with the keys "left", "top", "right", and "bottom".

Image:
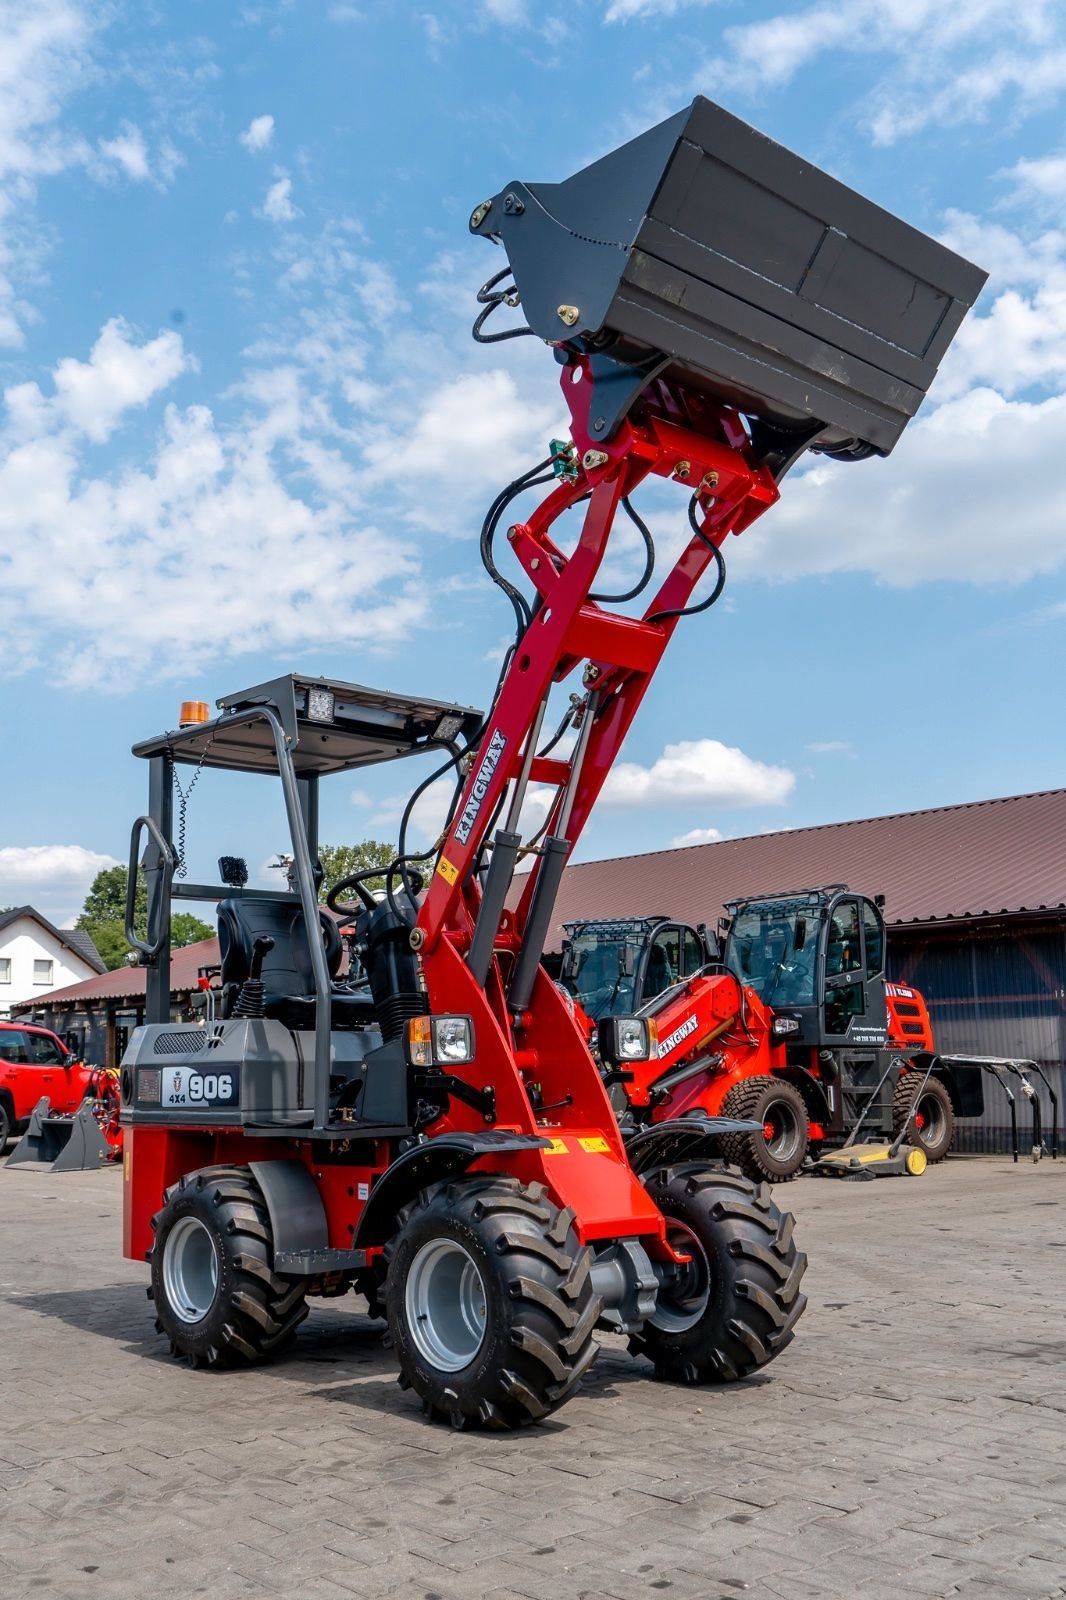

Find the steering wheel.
[{"left": 326, "top": 867, "right": 385, "bottom": 917}]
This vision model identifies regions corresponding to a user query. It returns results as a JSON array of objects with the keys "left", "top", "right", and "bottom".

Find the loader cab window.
[
  {"left": 724, "top": 900, "right": 818, "bottom": 1009},
  {"left": 643, "top": 927, "right": 683, "bottom": 1003},
  {"left": 681, "top": 929, "right": 704, "bottom": 979},
  {"left": 825, "top": 900, "right": 861, "bottom": 976},
  {"left": 864, "top": 902, "right": 884, "bottom": 977},
  {"left": 824, "top": 897, "right": 865, "bottom": 1036},
  {"left": 559, "top": 925, "right": 641, "bottom": 1021}
]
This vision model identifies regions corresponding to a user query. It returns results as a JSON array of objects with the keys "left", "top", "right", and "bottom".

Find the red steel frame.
[
  {"left": 124, "top": 362, "right": 780, "bottom": 1265},
  {"left": 412, "top": 361, "right": 779, "bottom": 1244}
]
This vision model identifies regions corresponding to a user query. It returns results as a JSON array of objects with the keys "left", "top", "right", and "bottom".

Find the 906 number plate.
[{"left": 160, "top": 1066, "right": 239, "bottom": 1108}]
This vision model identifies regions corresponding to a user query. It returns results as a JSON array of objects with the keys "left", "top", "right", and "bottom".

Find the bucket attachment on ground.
[
  {"left": 472, "top": 96, "right": 987, "bottom": 458},
  {"left": 6, "top": 1097, "right": 114, "bottom": 1173}
]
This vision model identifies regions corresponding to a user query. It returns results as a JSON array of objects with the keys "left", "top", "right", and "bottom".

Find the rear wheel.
[
  {"left": 0, "top": 1100, "right": 11, "bottom": 1154},
  {"left": 893, "top": 1072, "right": 954, "bottom": 1162},
  {"left": 717, "top": 1076, "right": 809, "bottom": 1181},
  {"left": 149, "top": 1164, "right": 308, "bottom": 1367},
  {"left": 630, "top": 1165, "right": 807, "bottom": 1384},
  {"left": 385, "top": 1175, "right": 601, "bottom": 1430}
]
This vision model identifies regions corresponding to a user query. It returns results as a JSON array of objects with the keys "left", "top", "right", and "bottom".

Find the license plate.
[{"left": 160, "top": 1066, "right": 239, "bottom": 1108}]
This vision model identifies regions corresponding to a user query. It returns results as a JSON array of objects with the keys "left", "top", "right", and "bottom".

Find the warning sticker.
[
  {"left": 436, "top": 855, "right": 459, "bottom": 885},
  {"left": 578, "top": 1136, "right": 611, "bottom": 1154},
  {"left": 542, "top": 1137, "right": 569, "bottom": 1155}
]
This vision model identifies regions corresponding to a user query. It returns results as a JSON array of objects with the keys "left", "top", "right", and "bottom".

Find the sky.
[{"left": 0, "top": 0, "right": 1065, "bottom": 927}]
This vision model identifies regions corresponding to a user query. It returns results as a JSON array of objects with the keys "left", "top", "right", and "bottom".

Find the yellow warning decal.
[
  {"left": 543, "top": 1137, "right": 569, "bottom": 1155},
  {"left": 436, "top": 855, "right": 459, "bottom": 885},
  {"left": 578, "top": 1136, "right": 611, "bottom": 1154}
]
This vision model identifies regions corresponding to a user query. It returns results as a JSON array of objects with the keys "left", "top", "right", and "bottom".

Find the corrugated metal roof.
[
  {"left": 12, "top": 937, "right": 220, "bottom": 1009},
  {"left": 540, "top": 788, "right": 1066, "bottom": 952}
]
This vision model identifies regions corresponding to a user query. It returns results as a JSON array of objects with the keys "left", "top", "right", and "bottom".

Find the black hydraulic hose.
[
  {"left": 481, "top": 464, "right": 556, "bottom": 633},
  {"left": 590, "top": 496, "right": 655, "bottom": 603},
  {"left": 647, "top": 492, "right": 727, "bottom": 625},
  {"left": 472, "top": 268, "right": 537, "bottom": 344}
]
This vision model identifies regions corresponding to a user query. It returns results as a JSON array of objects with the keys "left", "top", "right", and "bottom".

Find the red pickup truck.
[{"left": 0, "top": 1021, "right": 96, "bottom": 1150}]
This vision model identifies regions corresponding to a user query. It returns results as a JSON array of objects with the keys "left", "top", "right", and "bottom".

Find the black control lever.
[{"left": 235, "top": 937, "right": 275, "bottom": 1019}]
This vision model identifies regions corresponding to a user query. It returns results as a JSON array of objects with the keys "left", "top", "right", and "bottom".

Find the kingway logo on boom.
[
  {"left": 658, "top": 1015, "right": 699, "bottom": 1058},
  {"left": 455, "top": 732, "right": 507, "bottom": 845}
]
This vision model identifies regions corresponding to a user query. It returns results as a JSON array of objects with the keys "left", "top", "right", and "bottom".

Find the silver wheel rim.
[
  {"left": 761, "top": 1096, "right": 804, "bottom": 1164},
  {"left": 405, "top": 1238, "right": 488, "bottom": 1373},
  {"left": 162, "top": 1215, "right": 219, "bottom": 1324},
  {"left": 650, "top": 1220, "right": 711, "bottom": 1335},
  {"left": 915, "top": 1093, "right": 945, "bottom": 1149}
]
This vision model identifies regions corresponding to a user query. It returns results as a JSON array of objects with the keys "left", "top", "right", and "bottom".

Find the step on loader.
[{"left": 118, "top": 97, "right": 984, "bottom": 1428}]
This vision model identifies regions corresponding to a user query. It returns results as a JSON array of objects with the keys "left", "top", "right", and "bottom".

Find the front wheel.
[
  {"left": 717, "top": 1076, "right": 810, "bottom": 1181},
  {"left": 149, "top": 1164, "right": 308, "bottom": 1367},
  {"left": 385, "top": 1175, "right": 602, "bottom": 1429},
  {"left": 630, "top": 1165, "right": 807, "bottom": 1384},
  {"left": 893, "top": 1072, "right": 954, "bottom": 1162}
]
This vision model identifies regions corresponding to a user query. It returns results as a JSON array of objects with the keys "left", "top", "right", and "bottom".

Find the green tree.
[
  {"left": 77, "top": 866, "right": 213, "bottom": 971},
  {"left": 316, "top": 841, "right": 397, "bottom": 903}
]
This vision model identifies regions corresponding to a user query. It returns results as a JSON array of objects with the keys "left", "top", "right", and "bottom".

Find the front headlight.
[
  {"left": 433, "top": 1016, "right": 474, "bottom": 1064},
  {"left": 598, "top": 1015, "right": 656, "bottom": 1065},
  {"left": 406, "top": 1014, "right": 476, "bottom": 1068}
]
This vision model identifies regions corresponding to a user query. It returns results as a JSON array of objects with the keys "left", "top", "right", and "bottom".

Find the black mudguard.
[
  {"left": 353, "top": 1130, "right": 551, "bottom": 1249},
  {"left": 624, "top": 1115, "right": 760, "bottom": 1176}
]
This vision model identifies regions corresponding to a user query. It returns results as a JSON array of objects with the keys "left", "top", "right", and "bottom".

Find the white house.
[{"left": 0, "top": 907, "right": 106, "bottom": 1018}]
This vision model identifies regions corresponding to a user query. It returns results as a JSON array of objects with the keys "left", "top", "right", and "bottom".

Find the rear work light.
[
  {"left": 406, "top": 1015, "right": 476, "bottom": 1068},
  {"left": 599, "top": 1016, "right": 657, "bottom": 1066}
]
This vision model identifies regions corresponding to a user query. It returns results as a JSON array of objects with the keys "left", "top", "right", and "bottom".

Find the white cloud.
[
  {"left": 670, "top": 826, "right": 723, "bottom": 847},
  {"left": 1008, "top": 151, "right": 1066, "bottom": 204},
  {"left": 239, "top": 113, "right": 275, "bottom": 153},
  {"left": 262, "top": 172, "right": 300, "bottom": 223},
  {"left": 605, "top": 0, "right": 718, "bottom": 18},
  {"left": 483, "top": 0, "right": 527, "bottom": 21},
  {"left": 601, "top": 739, "right": 795, "bottom": 808},
  {"left": 689, "top": 0, "right": 1066, "bottom": 145},
  {"left": 807, "top": 741, "right": 851, "bottom": 754},
  {"left": 733, "top": 386, "right": 1066, "bottom": 585},
  {"left": 361, "top": 367, "right": 561, "bottom": 532},
  {"left": 0, "top": 319, "right": 424, "bottom": 689},
  {"left": 99, "top": 122, "right": 151, "bottom": 182},
  {"left": 41, "top": 317, "right": 193, "bottom": 442},
  {"left": 0, "top": 844, "right": 120, "bottom": 925}
]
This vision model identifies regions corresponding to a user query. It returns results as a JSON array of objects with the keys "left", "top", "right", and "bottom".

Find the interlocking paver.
[{"left": 2, "top": 1157, "right": 1065, "bottom": 1598}]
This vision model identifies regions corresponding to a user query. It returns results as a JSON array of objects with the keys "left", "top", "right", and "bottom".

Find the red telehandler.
[{"left": 117, "top": 98, "right": 984, "bottom": 1427}]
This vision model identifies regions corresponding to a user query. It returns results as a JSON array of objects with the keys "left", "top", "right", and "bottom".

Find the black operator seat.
[{"left": 217, "top": 897, "right": 374, "bottom": 1028}]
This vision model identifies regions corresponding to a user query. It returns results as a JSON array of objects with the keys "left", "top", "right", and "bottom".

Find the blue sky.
[{"left": 1, "top": 0, "right": 1065, "bottom": 925}]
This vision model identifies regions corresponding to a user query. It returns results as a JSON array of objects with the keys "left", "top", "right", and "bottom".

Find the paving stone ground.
[{"left": 1, "top": 1155, "right": 1064, "bottom": 1600}]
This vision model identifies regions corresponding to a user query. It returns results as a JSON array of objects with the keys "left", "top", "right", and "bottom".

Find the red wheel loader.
[
  {"left": 118, "top": 98, "right": 984, "bottom": 1427},
  {"left": 557, "top": 890, "right": 970, "bottom": 1183}
]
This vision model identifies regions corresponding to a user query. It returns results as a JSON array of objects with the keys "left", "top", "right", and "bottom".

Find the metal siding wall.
[{"left": 890, "top": 923, "right": 1066, "bottom": 1155}]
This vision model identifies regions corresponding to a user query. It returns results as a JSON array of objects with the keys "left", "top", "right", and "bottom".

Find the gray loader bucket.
[
  {"left": 6, "top": 1097, "right": 114, "bottom": 1173},
  {"left": 472, "top": 96, "right": 986, "bottom": 455}
]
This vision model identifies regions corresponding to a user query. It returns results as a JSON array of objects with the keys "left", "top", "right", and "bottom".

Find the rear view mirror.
[
  {"left": 794, "top": 918, "right": 806, "bottom": 952},
  {"left": 619, "top": 946, "right": 636, "bottom": 977}
]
